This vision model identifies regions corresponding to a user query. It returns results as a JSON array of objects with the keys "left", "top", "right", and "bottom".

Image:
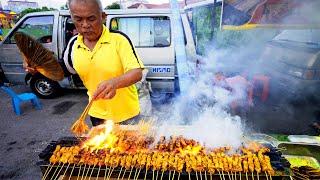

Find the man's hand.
[
  {"left": 23, "top": 59, "right": 37, "bottom": 75},
  {"left": 93, "top": 79, "right": 118, "bottom": 100}
]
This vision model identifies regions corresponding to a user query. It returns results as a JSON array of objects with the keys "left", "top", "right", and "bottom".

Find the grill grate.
[{"left": 38, "top": 137, "right": 292, "bottom": 180}]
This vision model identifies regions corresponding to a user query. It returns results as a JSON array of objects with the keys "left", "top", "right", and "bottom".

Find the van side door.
[
  {"left": 0, "top": 13, "right": 58, "bottom": 84},
  {"left": 106, "top": 14, "right": 175, "bottom": 93}
]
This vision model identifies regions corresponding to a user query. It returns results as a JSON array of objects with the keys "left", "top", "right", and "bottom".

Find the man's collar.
[{"left": 77, "top": 25, "right": 111, "bottom": 49}]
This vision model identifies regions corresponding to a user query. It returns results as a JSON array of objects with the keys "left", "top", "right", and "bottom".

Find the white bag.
[{"left": 136, "top": 69, "right": 152, "bottom": 116}]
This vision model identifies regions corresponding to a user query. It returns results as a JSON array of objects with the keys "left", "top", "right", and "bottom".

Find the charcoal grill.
[{"left": 38, "top": 137, "right": 292, "bottom": 180}]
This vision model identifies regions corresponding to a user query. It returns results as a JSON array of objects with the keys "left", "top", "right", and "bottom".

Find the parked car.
[
  {"left": 258, "top": 29, "right": 320, "bottom": 102},
  {"left": 0, "top": 9, "right": 198, "bottom": 99}
]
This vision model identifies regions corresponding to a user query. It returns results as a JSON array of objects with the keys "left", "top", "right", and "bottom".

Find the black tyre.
[{"left": 30, "top": 75, "right": 60, "bottom": 98}]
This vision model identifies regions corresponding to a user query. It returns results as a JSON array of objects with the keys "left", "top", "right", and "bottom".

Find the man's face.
[{"left": 69, "top": 1, "right": 105, "bottom": 41}]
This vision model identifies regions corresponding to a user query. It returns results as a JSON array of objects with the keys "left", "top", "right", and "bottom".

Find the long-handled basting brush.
[
  {"left": 70, "top": 100, "right": 93, "bottom": 136},
  {"left": 14, "top": 31, "right": 64, "bottom": 81}
]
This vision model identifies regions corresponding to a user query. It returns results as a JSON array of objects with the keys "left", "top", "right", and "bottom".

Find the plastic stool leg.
[{"left": 13, "top": 98, "right": 21, "bottom": 115}]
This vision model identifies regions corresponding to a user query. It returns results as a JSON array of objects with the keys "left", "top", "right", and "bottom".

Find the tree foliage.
[
  {"left": 18, "top": 7, "right": 56, "bottom": 20},
  {"left": 105, "top": 2, "right": 121, "bottom": 9}
]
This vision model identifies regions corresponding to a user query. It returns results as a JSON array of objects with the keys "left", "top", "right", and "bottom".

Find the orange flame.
[
  {"left": 179, "top": 145, "right": 202, "bottom": 156},
  {"left": 82, "top": 120, "right": 118, "bottom": 152}
]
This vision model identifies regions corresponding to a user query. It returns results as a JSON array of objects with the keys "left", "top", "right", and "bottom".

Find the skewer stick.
[
  {"left": 169, "top": 171, "right": 172, "bottom": 180},
  {"left": 210, "top": 172, "right": 212, "bottom": 180},
  {"left": 117, "top": 167, "right": 123, "bottom": 180},
  {"left": 143, "top": 168, "right": 147, "bottom": 180},
  {"left": 135, "top": 168, "right": 142, "bottom": 180},
  {"left": 232, "top": 172, "right": 234, "bottom": 180},
  {"left": 177, "top": 172, "right": 180, "bottom": 180},
  {"left": 61, "top": 163, "right": 71, "bottom": 179},
  {"left": 156, "top": 170, "right": 159, "bottom": 180},
  {"left": 200, "top": 171, "right": 203, "bottom": 180},
  {"left": 84, "top": 165, "right": 92, "bottom": 180},
  {"left": 42, "top": 163, "right": 53, "bottom": 180},
  {"left": 196, "top": 171, "right": 199, "bottom": 180},
  {"left": 257, "top": 172, "right": 259, "bottom": 180},
  {"left": 133, "top": 168, "right": 138, "bottom": 180},
  {"left": 251, "top": 172, "right": 254, "bottom": 180},
  {"left": 172, "top": 170, "right": 175, "bottom": 180},
  {"left": 80, "top": 164, "right": 87, "bottom": 180},
  {"left": 161, "top": 171, "right": 164, "bottom": 180},
  {"left": 108, "top": 167, "right": 115, "bottom": 180},
  {"left": 205, "top": 171, "right": 207, "bottom": 180},
  {"left": 217, "top": 170, "right": 222, "bottom": 180},
  {"left": 89, "top": 165, "right": 96, "bottom": 180},
  {"left": 240, "top": 172, "right": 241, "bottom": 180},
  {"left": 227, "top": 172, "right": 231, "bottom": 180},
  {"left": 68, "top": 163, "right": 77, "bottom": 180},
  {"left": 105, "top": 166, "right": 109, "bottom": 180},
  {"left": 234, "top": 172, "right": 237, "bottom": 180},
  {"left": 128, "top": 167, "right": 134, "bottom": 180},
  {"left": 152, "top": 169, "right": 155, "bottom": 180},
  {"left": 52, "top": 163, "right": 66, "bottom": 180},
  {"left": 188, "top": 172, "right": 191, "bottom": 180},
  {"left": 269, "top": 174, "right": 272, "bottom": 180},
  {"left": 76, "top": 165, "right": 82, "bottom": 180},
  {"left": 50, "top": 162, "right": 63, "bottom": 180},
  {"left": 121, "top": 169, "right": 127, "bottom": 180},
  {"left": 96, "top": 166, "right": 101, "bottom": 180},
  {"left": 222, "top": 171, "right": 226, "bottom": 180},
  {"left": 264, "top": 172, "right": 268, "bottom": 180},
  {"left": 245, "top": 172, "right": 248, "bottom": 180}
]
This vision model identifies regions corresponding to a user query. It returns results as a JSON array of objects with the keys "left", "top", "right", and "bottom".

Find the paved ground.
[
  {"left": 0, "top": 85, "right": 88, "bottom": 179},
  {"left": 0, "top": 85, "right": 319, "bottom": 179}
]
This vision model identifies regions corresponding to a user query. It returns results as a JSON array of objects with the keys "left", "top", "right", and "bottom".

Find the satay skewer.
[
  {"left": 42, "top": 163, "right": 53, "bottom": 180},
  {"left": 61, "top": 163, "right": 71, "bottom": 179},
  {"left": 121, "top": 169, "right": 127, "bottom": 180},
  {"left": 128, "top": 167, "right": 134, "bottom": 180},
  {"left": 52, "top": 163, "right": 66, "bottom": 180},
  {"left": 88, "top": 165, "right": 96, "bottom": 180},
  {"left": 68, "top": 163, "right": 77, "bottom": 180},
  {"left": 117, "top": 167, "right": 123, "bottom": 180},
  {"left": 135, "top": 168, "right": 142, "bottom": 180},
  {"left": 264, "top": 172, "right": 268, "bottom": 180},
  {"left": 95, "top": 165, "right": 101, "bottom": 180},
  {"left": 172, "top": 170, "right": 176, "bottom": 180},
  {"left": 177, "top": 172, "right": 181, "bottom": 180},
  {"left": 50, "top": 162, "right": 63, "bottom": 180},
  {"left": 80, "top": 164, "right": 87, "bottom": 180}
]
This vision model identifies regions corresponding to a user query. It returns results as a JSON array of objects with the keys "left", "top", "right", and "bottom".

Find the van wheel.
[
  {"left": 30, "top": 75, "right": 60, "bottom": 98},
  {"left": 150, "top": 92, "right": 171, "bottom": 104}
]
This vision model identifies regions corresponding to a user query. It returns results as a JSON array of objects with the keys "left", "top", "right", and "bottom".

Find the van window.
[
  {"left": 6, "top": 16, "right": 54, "bottom": 44},
  {"left": 110, "top": 16, "right": 171, "bottom": 47}
]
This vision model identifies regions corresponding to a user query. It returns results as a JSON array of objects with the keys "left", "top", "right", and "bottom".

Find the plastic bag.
[{"left": 136, "top": 69, "right": 152, "bottom": 116}]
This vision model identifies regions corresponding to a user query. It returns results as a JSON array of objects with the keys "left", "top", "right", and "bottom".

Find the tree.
[
  {"left": 105, "top": 2, "right": 121, "bottom": 9},
  {"left": 60, "top": 3, "right": 69, "bottom": 10},
  {"left": 18, "top": 7, "right": 56, "bottom": 20}
]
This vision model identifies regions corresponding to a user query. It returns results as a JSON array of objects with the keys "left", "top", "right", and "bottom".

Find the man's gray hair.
[{"left": 68, "top": 0, "right": 103, "bottom": 12}]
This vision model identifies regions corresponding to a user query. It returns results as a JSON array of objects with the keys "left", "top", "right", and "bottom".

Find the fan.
[{"left": 14, "top": 32, "right": 64, "bottom": 81}]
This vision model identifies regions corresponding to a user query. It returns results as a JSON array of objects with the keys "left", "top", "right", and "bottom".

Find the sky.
[{"left": 1, "top": 0, "right": 169, "bottom": 9}]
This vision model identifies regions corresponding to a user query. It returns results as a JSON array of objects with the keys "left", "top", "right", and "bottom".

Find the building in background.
[
  {"left": 126, "top": 0, "right": 207, "bottom": 9},
  {"left": 7, "top": 0, "right": 38, "bottom": 13}
]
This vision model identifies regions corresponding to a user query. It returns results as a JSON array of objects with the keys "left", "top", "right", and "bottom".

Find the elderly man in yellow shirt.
[{"left": 24, "top": 0, "right": 144, "bottom": 126}]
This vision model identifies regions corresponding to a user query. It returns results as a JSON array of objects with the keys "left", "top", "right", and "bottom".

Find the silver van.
[{"left": 0, "top": 9, "right": 197, "bottom": 99}]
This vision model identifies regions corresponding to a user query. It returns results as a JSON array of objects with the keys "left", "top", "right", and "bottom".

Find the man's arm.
[{"left": 92, "top": 68, "right": 142, "bottom": 100}]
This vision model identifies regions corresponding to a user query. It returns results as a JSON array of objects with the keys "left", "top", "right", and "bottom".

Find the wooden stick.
[
  {"left": 251, "top": 172, "right": 254, "bottom": 180},
  {"left": 68, "top": 164, "right": 77, "bottom": 180},
  {"left": 234, "top": 172, "right": 237, "bottom": 180},
  {"left": 107, "top": 167, "right": 115, "bottom": 180},
  {"left": 265, "top": 172, "right": 268, "bottom": 180},
  {"left": 76, "top": 165, "right": 82, "bottom": 180},
  {"left": 245, "top": 172, "right": 248, "bottom": 180},
  {"left": 161, "top": 171, "right": 164, "bottom": 180},
  {"left": 172, "top": 170, "right": 176, "bottom": 180},
  {"left": 200, "top": 171, "right": 203, "bottom": 180},
  {"left": 117, "top": 167, "right": 123, "bottom": 180},
  {"left": 50, "top": 162, "right": 63, "bottom": 180},
  {"left": 105, "top": 167, "right": 109, "bottom": 180},
  {"left": 42, "top": 163, "right": 53, "bottom": 180},
  {"left": 133, "top": 168, "right": 138, "bottom": 180},
  {"left": 196, "top": 171, "right": 199, "bottom": 180},
  {"left": 222, "top": 171, "right": 226, "bottom": 180},
  {"left": 121, "top": 169, "right": 127, "bottom": 180},
  {"left": 88, "top": 165, "right": 96, "bottom": 180},
  {"left": 80, "top": 164, "right": 87, "bottom": 180},
  {"left": 257, "top": 172, "right": 259, "bottom": 180},
  {"left": 156, "top": 170, "right": 159, "bottom": 180},
  {"left": 177, "top": 172, "right": 180, "bottom": 180},
  {"left": 96, "top": 166, "right": 101, "bottom": 180},
  {"left": 269, "top": 174, "right": 272, "bottom": 180},
  {"left": 135, "top": 168, "right": 142, "bottom": 180},
  {"left": 143, "top": 168, "right": 147, "bottom": 180},
  {"left": 217, "top": 170, "right": 222, "bottom": 180},
  {"left": 84, "top": 165, "right": 92, "bottom": 179},
  {"left": 52, "top": 163, "right": 66, "bottom": 180},
  {"left": 128, "top": 167, "right": 134, "bottom": 180},
  {"left": 188, "top": 172, "right": 191, "bottom": 180},
  {"left": 227, "top": 172, "right": 231, "bottom": 180},
  {"left": 205, "top": 171, "right": 207, "bottom": 180},
  {"left": 240, "top": 172, "right": 241, "bottom": 180},
  {"left": 152, "top": 169, "right": 155, "bottom": 180},
  {"left": 169, "top": 171, "right": 172, "bottom": 180},
  {"left": 61, "top": 163, "right": 71, "bottom": 180}
]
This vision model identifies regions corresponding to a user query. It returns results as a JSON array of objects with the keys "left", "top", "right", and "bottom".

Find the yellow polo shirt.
[{"left": 72, "top": 25, "right": 144, "bottom": 123}]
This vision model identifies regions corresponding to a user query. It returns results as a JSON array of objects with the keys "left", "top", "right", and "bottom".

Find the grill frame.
[{"left": 38, "top": 137, "right": 292, "bottom": 180}]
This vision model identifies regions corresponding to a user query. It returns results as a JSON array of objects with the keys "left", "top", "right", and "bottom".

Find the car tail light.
[{"left": 303, "top": 69, "right": 316, "bottom": 80}]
